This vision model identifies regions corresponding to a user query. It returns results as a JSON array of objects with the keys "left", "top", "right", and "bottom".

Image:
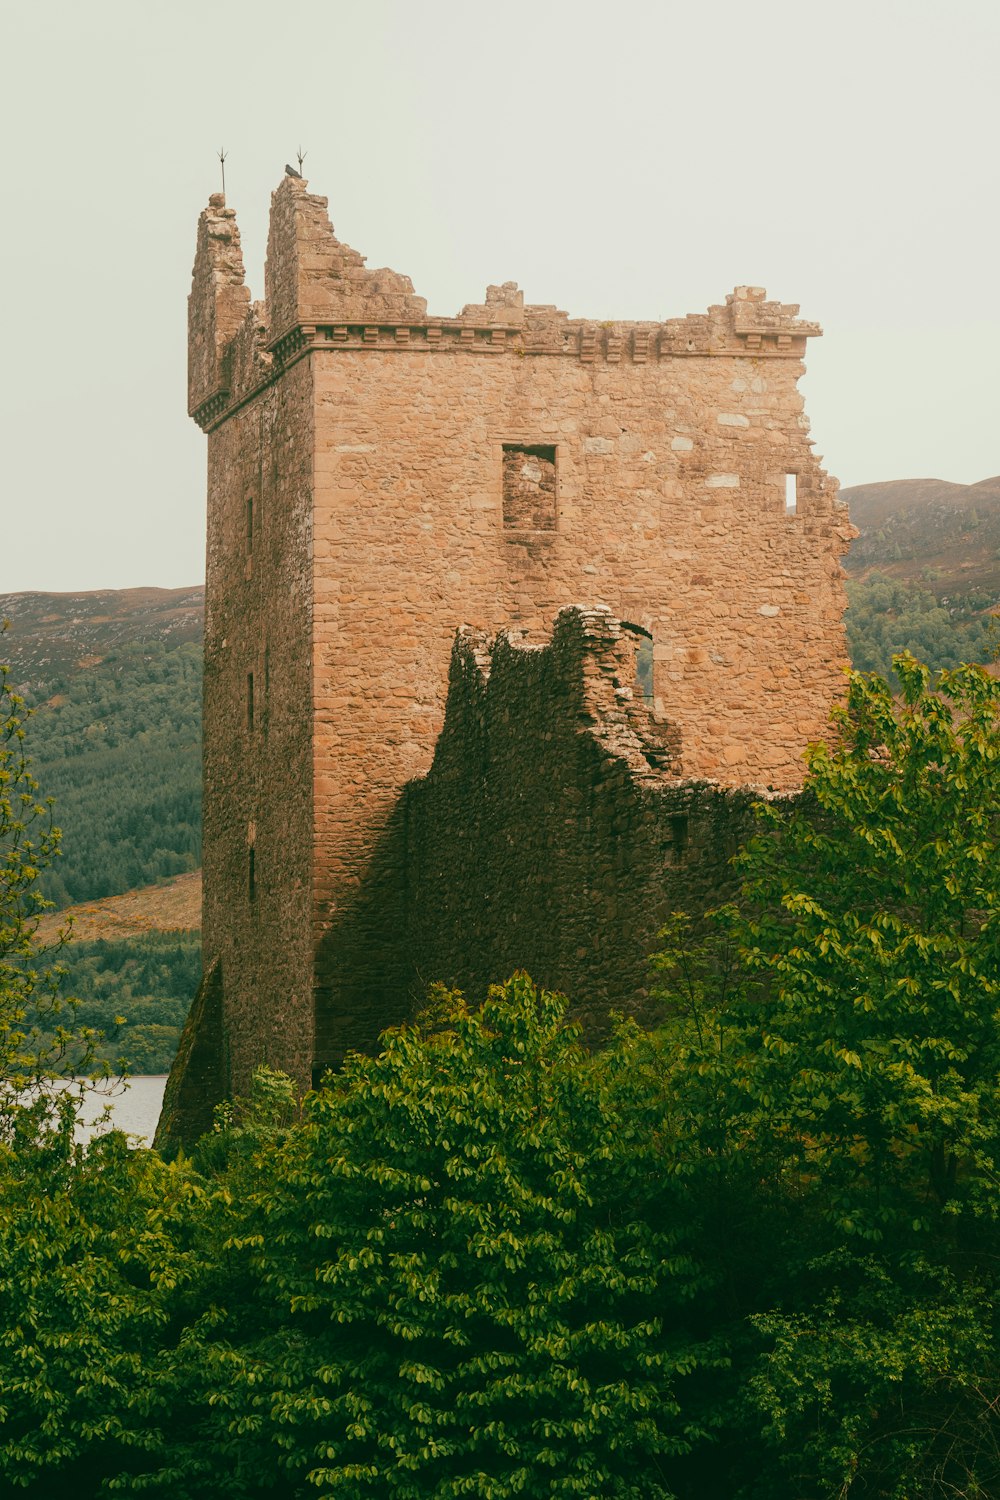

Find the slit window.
[
  {"left": 784, "top": 473, "right": 798, "bottom": 515},
  {"left": 636, "top": 636, "right": 654, "bottom": 705},
  {"left": 502, "top": 444, "right": 557, "bottom": 530},
  {"left": 246, "top": 496, "right": 254, "bottom": 553},
  {"left": 622, "top": 622, "right": 655, "bottom": 705},
  {"left": 671, "top": 814, "right": 689, "bottom": 856},
  {"left": 247, "top": 672, "right": 255, "bottom": 731},
  {"left": 248, "top": 846, "right": 256, "bottom": 902}
]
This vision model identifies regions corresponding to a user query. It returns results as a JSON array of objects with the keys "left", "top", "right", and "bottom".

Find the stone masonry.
[{"left": 159, "top": 171, "right": 854, "bottom": 1145}]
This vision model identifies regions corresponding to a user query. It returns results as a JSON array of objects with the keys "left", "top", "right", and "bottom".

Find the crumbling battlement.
[
  {"left": 187, "top": 194, "right": 251, "bottom": 423},
  {"left": 439, "top": 608, "right": 683, "bottom": 787},
  {"left": 176, "top": 169, "right": 855, "bottom": 1140},
  {"left": 189, "top": 175, "right": 828, "bottom": 432}
]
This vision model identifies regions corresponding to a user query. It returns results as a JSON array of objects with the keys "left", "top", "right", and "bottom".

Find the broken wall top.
[
  {"left": 187, "top": 194, "right": 251, "bottom": 420},
  {"left": 430, "top": 607, "right": 684, "bottom": 792},
  {"left": 188, "top": 173, "right": 824, "bottom": 429}
]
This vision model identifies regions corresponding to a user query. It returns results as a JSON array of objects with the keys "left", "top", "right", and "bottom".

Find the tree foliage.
[
  {"left": 0, "top": 642, "right": 110, "bottom": 1125},
  {"left": 648, "top": 654, "right": 1000, "bottom": 1497},
  {"left": 0, "top": 985, "right": 717, "bottom": 1499},
  {"left": 736, "top": 653, "right": 1000, "bottom": 1229},
  {"left": 208, "top": 982, "right": 713, "bottom": 1499}
]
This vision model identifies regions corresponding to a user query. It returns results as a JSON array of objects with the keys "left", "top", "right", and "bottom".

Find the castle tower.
[{"left": 166, "top": 173, "right": 853, "bottom": 1136}]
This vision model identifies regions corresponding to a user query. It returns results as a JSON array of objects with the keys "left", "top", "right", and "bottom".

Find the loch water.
[{"left": 75, "top": 1075, "right": 168, "bottom": 1147}]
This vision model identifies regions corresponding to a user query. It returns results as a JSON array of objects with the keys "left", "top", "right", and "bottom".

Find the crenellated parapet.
[
  {"left": 188, "top": 175, "right": 825, "bottom": 433},
  {"left": 661, "top": 285, "right": 821, "bottom": 355}
]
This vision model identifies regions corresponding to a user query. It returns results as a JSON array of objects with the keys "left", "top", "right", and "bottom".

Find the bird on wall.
[{"left": 284, "top": 163, "right": 303, "bottom": 179}]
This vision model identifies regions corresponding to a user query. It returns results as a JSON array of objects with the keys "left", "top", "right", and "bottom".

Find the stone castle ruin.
[{"left": 159, "top": 171, "right": 854, "bottom": 1145}]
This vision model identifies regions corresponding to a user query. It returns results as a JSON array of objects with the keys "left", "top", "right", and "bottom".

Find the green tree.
[
  {"left": 183, "top": 979, "right": 716, "bottom": 1499},
  {"left": 0, "top": 994, "right": 718, "bottom": 1499},
  {"left": 0, "top": 1126, "right": 181, "bottom": 1495},
  {"left": 0, "top": 640, "right": 109, "bottom": 1130},
  {"left": 736, "top": 654, "right": 1000, "bottom": 1231},
  {"left": 650, "top": 654, "right": 1000, "bottom": 1498}
]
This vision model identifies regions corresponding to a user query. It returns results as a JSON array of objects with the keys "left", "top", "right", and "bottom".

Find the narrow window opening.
[
  {"left": 671, "top": 814, "right": 689, "bottom": 856},
  {"left": 784, "top": 473, "right": 798, "bottom": 515},
  {"left": 248, "top": 846, "right": 256, "bottom": 902},
  {"left": 502, "top": 443, "right": 557, "bottom": 530},
  {"left": 263, "top": 647, "right": 270, "bottom": 733},
  {"left": 622, "top": 622, "right": 655, "bottom": 705},
  {"left": 246, "top": 496, "right": 254, "bottom": 553},
  {"left": 636, "top": 637, "right": 654, "bottom": 705},
  {"left": 247, "top": 671, "right": 255, "bottom": 731}
]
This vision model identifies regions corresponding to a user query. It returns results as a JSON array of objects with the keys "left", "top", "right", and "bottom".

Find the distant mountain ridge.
[
  {"left": 0, "top": 585, "right": 204, "bottom": 687},
  {"left": 844, "top": 475, "right": 1000, "bottom": 525},
  {"left": 842, "top": 476, "right": 1000, "bottom": 599}
]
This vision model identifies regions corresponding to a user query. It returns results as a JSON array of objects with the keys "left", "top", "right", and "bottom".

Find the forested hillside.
[
  {"left": 844, "top": 474, "right": 1000, "bottom": 590},
  {"left": 58, "top": 931, "right": 202, "bottom": 1074},
  {"left": 0, "top": 588, "right": 203, "bottom": 908},
  {"left": 33, "top": 875, "right": 203, "bottom": 1075},
  {"left": 842, "top": 475, "right": 999, "bottom": 678}
]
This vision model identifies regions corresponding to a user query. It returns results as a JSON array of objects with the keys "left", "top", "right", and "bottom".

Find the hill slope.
[
  {"left": 1, "top": 586, "right": 204, "bottom": 908},
  {"left": 35, "top": 871, "right": 202, "bottom": 947},
  {"left": 841, "top": 477, "right": 999, "bottom": 679},
  {"left": 1, "top": 586, "right": 204, "bottom": 680},
  {"left": 843, "top": 476, "right": 1000, "bottom": 597}
]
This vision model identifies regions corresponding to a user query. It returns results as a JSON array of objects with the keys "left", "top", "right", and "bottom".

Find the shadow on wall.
[
  {"left": 154, "top": 959, "right": 224, "bottom": 1150},
  {"left": 313, "top": 795, "right": 415, "bottom": 1083},
  {"left": 312, "top": 609, "right": 755, "bottom": 1079}
]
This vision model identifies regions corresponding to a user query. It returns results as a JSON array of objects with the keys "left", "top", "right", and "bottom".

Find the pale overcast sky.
[{"left": 2, "top": 0, "right": 997, "bottom": 593}]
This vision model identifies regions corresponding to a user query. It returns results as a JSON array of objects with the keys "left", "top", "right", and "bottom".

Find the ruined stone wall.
[
  {"left": 188, "top": 193, "right": 251, "bottom": 420},
  {"left": 406, "top": 610, "right": 755, "bottom": 1039},
  {"left": 183, "top": 172, "right": 853, "bottom": 1112},
  {"left": 314, "top": 609, "right": 755, "bottom": 1063}
]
